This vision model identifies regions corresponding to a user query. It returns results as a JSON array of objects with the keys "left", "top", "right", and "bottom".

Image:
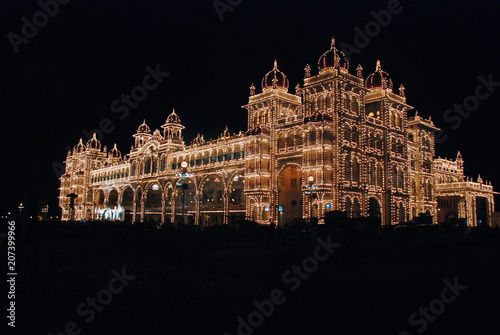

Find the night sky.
[{"left": 1, "top": 0, "right": 499, "bottom": 216}]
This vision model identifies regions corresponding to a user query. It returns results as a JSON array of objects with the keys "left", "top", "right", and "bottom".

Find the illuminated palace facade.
[{"left": 59, "top": 39, "right": 495, "bottom": 226}]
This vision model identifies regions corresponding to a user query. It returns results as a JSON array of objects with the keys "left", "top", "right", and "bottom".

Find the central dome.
[
  {"left": 261, "top": 60, "right": 289, "bottom": 91},
  {"left": 318, "top": 38, "right": 349, "bottom": 72}
]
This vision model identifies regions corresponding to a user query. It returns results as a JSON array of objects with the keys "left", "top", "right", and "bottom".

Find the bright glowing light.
[
  {"left": 308, "top": 176, "right": 314, "bottom": 183},
  {"left": 181, "top": 161, "right": 188, "bottom": 169}
]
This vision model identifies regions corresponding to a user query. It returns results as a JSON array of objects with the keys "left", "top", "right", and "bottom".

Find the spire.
[
  {"left": 250, "top": 83, "right": 255, "bottom": 96},
  {"left": 331, "top": 37, "right": 335, "bottom": 48},
  {"left": 376, "top": 60, "right": 382, "bottom": 72},
  {"left": 399, "top": 84, "right": 405, "bottom": 97},
  {"left": 356, "top": 64, "right": 363, "bottom": 78},
  {"left": 273, "top": 59, "right": 278, "bottom": 70},
  {"left": 457, "top": 151, "right": 462, "bottom": 159},
  {"left": 304, "top": 64, "right": 311, "bottom": 78}
]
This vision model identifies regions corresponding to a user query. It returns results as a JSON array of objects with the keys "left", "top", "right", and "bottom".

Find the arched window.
[
  {"left": 351, "top": 98, "right": 359, "bottom": 113},
  {"left": 353, "top": 157, "right": 360, "bottom": 183},
  {"left": 393, "top": 166, "right": 398, "bottom": 188},
  {"left": 278, "top": 133, "right": 286, "bottom": 149},
  {"left": 309, "top": 127, "right": 317, "bottom": 145},
  {"left": 377, "top": 164, "right": 383, "bottom": 187},
  {"left": 345, "top": 156, "right": 352, "bottom": 181},
  {"left": 398, "top": 169, "right": 405, "bottom": 189},
  {"left": 369, "top": 161, "right": 376, "bottom": 185},
  {"left": 352, "top": 126, "right": 359, "bottom": 144}
]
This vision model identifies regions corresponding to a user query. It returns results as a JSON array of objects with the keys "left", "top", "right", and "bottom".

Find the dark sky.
[{"left": 1, "top": 0, "right": 499, "bottom": 215}]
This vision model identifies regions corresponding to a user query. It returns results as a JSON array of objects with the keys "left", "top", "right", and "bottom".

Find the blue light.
[
  {"left": 279, "top": 206, "right": 283, "bottom": 212},
  {"left": 264, "top": 206, "right": 269, "bottom": 211},
  {"left": 326, "top": 203, "right": 332, "bottom": 209}
]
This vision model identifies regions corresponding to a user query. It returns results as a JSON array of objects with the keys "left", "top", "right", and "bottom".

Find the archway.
[
  {"left": 367, "top": 197, "right": 381, "bottom": 218},
  {"left": 228, "top": 173, "right": 245, "bottom": 223},
  {"left": 476, "top": 197, "right": 489, "bottom": 226},
  {"left": 398, "top": 202, "right": 405, "bottom": 223},
  {"left": 122, "top": 187, "right": 134, "bottom": 222},
  {"left": 278, "top": 166, "right": 303, "bottom": 226},
  {"left": 95, "top": 189, "right": 105, "bottom": 207},
  {"left": 108, "top": 189, "right": 118, "bottom": 208},
  {"left": 145, "top": 184, "right": 162, "bottom": 223},
  {"left": 200, "top": 175, "right": 224, "bottom": 226}
]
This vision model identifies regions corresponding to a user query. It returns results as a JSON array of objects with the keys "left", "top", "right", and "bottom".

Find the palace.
[{"left": 59, "top": 38, "right": 496, "bottom": 226}]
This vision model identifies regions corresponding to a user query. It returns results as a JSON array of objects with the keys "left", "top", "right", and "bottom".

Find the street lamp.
[
  {"left": 306, "top": 176, "right": 316, "bottom": 223},
  {"left": 176, "top": 161, "right": 190, "bottom": 226},
  {"left": 18, "top": 203, "right": 24, "bottom": 221}
]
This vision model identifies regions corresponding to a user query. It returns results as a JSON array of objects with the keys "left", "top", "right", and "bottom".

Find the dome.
[
  {"left": 137, "top": 119, "right": 151, "bottom": 133},
  {"left": 261, "top": 60, "right": 289, "bottom": 91},
  {"left": 74, "top": 138, "right": 86, "bottom": 153},
  {"left": 109, "top": 143, "right": 121, "bottom": 158},
  {"left": 86, "top": 133, "right": 101, "bottom": 150},
  {"left": 318, "top": 38, "right": 349, "bottom": 72},
  {"left": 365, "top": 60, "right": 393, "bottom": 90},
  {"left": 166, "top": 109, "right": 182, "bottom": 124}
]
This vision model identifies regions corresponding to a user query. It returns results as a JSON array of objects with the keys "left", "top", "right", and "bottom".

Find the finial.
[
  {"left": 376, "top": 60, "right": 381, "bottom": 72},
  {"left": 273, "top": 59, "right": 278, "bottom": 70},
  {"left": 356, "top": 64, "right": 363, "bottom": 78},
  {"left": 331, "top": 37, "right": 335, "bottom": 48},
  {"left": 250, "top": 83, "right": 256, "bottom": 96},
  {"left": 92, "top": 133, "right": 97, "bottom": 139},
  {"left": 457, "top": 151, "right": 462, "bottom": 158},
  {"left": 305, "top": 64, "right": 311, "bottom": 78},
  {"left": 295, "top": 83, "right": 302, "bottom": 96},
  {"left": 399, "top": 84, "right": 405, "bottom": 97}
]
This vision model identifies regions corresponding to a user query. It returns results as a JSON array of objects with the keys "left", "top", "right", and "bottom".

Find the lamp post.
[
  {"left": 18, "top": 203, "right": 24, "bottom": 221},
  {"left": 307, "top": 176, "right": 316, "bottom": 223},
  {"left": 176, "top": 161, "right": 189, "bottom": 226}
]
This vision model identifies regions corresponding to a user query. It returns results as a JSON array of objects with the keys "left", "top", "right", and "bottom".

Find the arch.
[
  {"left": 368, "top": 197, "right": 381, "bottom": 218},
  {"left": 122, "top": 186, "right": 134, "bottom": 212},
  {"left": 95, "top": 189, "right": 105, "bottom": 207},
  {"left": 278, "top": 165, "right": 303, "bottom": 226},
  {"left": 352, "top": 157, "right": 360, "bottom": 183},
  {"left": 398, "top": 202, "right": 405, "bottom": 223},
  {"left": 309, "top": 126, "right": 317, "bottom": 145},
  {"left": 295, "top": 129, "right": 304, "bottom": 146},
  {"left": 108, "top": 188, "right": 119, "bottom": 208}
]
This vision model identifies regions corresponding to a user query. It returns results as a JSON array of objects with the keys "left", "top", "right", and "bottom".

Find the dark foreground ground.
[{"left": 3, "top": 221, "right": 500, "bottom": 335}]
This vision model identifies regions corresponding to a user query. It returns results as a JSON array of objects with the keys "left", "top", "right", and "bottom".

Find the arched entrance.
[
  {"left": 228, "top": 173, "right": 245, "bottom": 223},
  {"left": 122, "top": 187, "right": 134, "bottom": 222},
  {"left": 278, "top": 166, "right": 303, "bottom": 226},
  {"left": 200, "top": 175, "right": 224, "bottom": 226},
  {"left": 108, "top": 189, "right": 118, "bottom": 208},
  {"left": 145, "top": 184, "right": 162, "bottom": 223},
  {"left": 367, "top": 197, "right": 381, "bottom": 218},
  {"left": 476, "top": 197, "right": 489, "bottom": 226}
]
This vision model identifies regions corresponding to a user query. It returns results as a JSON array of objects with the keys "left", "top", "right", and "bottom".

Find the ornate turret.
[
  {"left": 161, "top": 109, "right": 185, "bottom": 141},
  {"left": 133, "top": 120, "right": 152, "bottom": 148}
]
